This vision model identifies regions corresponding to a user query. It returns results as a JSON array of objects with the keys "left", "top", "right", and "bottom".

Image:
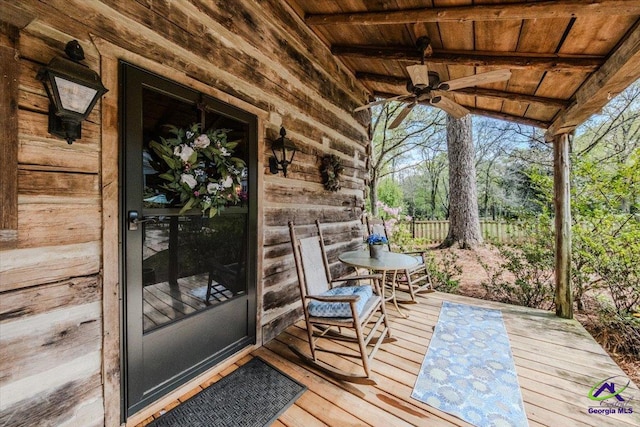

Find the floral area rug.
[{"left": 411, "top": 301, "right": 528, "bottom": 427}]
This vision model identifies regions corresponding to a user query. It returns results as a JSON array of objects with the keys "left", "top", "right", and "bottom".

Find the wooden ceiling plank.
[
  {"left": 306, "top": 1, "right": 640, "bottom": 26},
  {"left": 501, "top": 99, "right": 529, "bottom": 117},
  {"left": 331, "top": 45, "right": 604, "bottom": 71},
  {"left": 548, "top": 20, "right": 640, "bottom": 136},
  {"left": 475, "top": 97, "right": 504, "bottom": 112},
  {"left": 468, "top": 107, "right": 551, "bottom": 129},
  {"left": 453, "top": 87, "right": 568, "bottom": 108},
  {"left": 517, "top": 17, "right": 571, "bottom": 53},
  {"left": 559, "top": 15, "right": 638, "bottom": 55},
  {"left": 535, "top": 71, "right": 588, "bottom": 100},
  {"left": 525, "top": 103, "right": 562, "bottom": 123}
]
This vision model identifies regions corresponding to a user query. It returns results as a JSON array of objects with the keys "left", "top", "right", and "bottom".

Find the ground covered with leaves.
[{"left": 428, "top": 244, "right": 640, "bottom": 385}]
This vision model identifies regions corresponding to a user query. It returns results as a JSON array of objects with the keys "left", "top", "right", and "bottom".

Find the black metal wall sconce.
[
  {"left": 37, "top": 40, "right": 108, "bottom": 144},
  {"left": 269, "top": 126, "right": 297, "bottom": 177}
]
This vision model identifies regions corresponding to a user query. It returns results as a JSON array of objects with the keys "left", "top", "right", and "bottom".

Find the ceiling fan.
[{"left": 354, "top": 36, "right": 512, "bottom": 129}]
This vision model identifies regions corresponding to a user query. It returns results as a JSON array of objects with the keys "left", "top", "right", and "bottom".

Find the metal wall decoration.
[{"left": 320, "top": 154, "right": 343, "bottom": 192}]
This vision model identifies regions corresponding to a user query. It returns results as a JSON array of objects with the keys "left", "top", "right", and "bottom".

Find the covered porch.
[{"left": 134, "top": 291, "right": 640, "bottom": 427}]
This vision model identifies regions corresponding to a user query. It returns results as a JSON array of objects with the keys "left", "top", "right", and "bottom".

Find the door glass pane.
[{"left": 140, "top": 88, "right": 249, "bottom": 333}]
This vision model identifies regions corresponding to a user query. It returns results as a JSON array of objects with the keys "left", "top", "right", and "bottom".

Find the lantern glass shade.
[
  {"left": 271, "top": 138, "right": 296, "bottom": 164},
  {"left": 406, "top": 64, "right": 430, "bottom": 88},
  {"left": 38, "top": 54, "right": 108, "bottom": 143},
  {"left": 269, "top": 127, "right": 296, "bottom": 177},
  {"left": 53, "top": 76, "right": 99, "bottom": 114}
]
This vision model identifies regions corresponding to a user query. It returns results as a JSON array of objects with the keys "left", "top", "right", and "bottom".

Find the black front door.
[{"left": 121, "top": 63, "right": 257, "bottom": 416}]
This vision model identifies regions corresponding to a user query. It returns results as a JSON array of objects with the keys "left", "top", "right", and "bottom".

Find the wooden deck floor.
[{"left": 136, "top": 292, "right": 640, "bottom": 427}]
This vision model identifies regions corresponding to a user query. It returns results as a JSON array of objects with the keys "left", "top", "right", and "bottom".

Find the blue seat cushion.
[{"left": 308, "top": 285, "right": 373, "bottom": 318}]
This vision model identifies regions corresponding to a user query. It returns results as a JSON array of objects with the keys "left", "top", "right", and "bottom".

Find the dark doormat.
[{"left": 148, "top": 357, "right": 306, "bottom": 427}]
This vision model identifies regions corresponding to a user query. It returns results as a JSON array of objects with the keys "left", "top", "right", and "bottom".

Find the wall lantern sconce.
[
  {"left": 269, "top": 126, "right": 297, "bottom": 177},
  {"left": 37, "top": 40, "right": 108, "bottom": 144}
]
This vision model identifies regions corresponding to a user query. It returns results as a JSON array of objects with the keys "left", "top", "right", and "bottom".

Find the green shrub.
[{"left": 425, "top": 250, "right": 461, "bottom": 294}]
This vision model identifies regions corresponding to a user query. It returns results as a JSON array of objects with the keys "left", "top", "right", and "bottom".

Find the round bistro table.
[{"left": 338, "top": 250, "right": 418, "bottom": 318}]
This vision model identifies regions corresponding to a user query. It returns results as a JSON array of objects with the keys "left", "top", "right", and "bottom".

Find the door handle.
[{"left": 128, "top": 210, "right": 158, "bottom": 231}]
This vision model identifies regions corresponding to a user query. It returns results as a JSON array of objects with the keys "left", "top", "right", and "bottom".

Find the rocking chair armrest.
[
  {"left": 331, "top": 274, "right": 382, "bottom": 284},
  {"left": 306, "top": 294, "right": 360, "bottom": 303}
]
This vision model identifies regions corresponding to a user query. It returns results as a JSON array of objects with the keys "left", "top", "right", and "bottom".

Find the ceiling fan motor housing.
[{"left": 407, "top": 71, "right": 441, "bottom": 91}]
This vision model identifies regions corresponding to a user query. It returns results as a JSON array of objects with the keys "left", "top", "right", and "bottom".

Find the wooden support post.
[
  {"left": 0, "top": 25, "right": 19, "bottom": 246},
  {"left": 554, "top": 133, "right": 573, "bottom": 318}
]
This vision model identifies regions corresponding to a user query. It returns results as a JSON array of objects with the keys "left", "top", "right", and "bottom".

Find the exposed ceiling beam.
[
  {"left": 467, "top": 108, "right": 551, "bottom": 129},
  {"left": 362, "top": 73, "right": 570, "bottom": 108},
  {"left": 307, "top": 0, "right": 640, "bottom": 26},
  {"left": 448, "top": 88, "right": 568, "bottom": 109},
  {"left": 547, "top": 20, "right": 640, "bottom": 137},
  {"left": 371, "top": 91, "right": 551, "bottom": 128},
  {"left": 333, "top": 45, "right": 603, "bottom": 72}
]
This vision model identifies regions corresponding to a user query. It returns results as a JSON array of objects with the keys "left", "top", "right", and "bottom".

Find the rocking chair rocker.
[
  {"left": 366, "top": 217, "right": 434, "bottom": 302},
  {"left": 288, "top": 220, "right": 396, "bottom": 385}
]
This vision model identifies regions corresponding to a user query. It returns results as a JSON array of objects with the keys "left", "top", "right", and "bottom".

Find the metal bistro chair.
[
  {"left": 288, "top": 220, "right": 396, "bottom": 385},
  {"left": 366, "top": 216, "right": 434, "bottom": 302}
]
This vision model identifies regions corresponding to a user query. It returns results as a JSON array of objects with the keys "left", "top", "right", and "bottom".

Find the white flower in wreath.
[
  {"left": 193, "top": 134, "right": 211, "bottom": 149},
  {"left": 207, "top": 182, "right": 221, "bottom": 194},
  {"left": 174, "top": 144, "right": 194, "bottom": 163},
  {"left": 219, "top": 147, "right": 230, "bottom": 156},
  {"left": 180, "top": 173, "right": 197, "bottom": 189},
  {"left": 222, "top": 176, "right": 234, "bottom": 188}
]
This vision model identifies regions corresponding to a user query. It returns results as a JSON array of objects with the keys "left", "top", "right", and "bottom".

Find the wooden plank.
[
  {"left": 257, "top": 346, "right": 415, "bottom": 427},
  {"left": 0, "top": 300, "right": 102, "bottom": 384},
  {"left": 0, "top": 374, "right": 104, "bottom": 427},
  {"left": 0, "top": 241, "right": 101, "bottom": 291},
  {"left": 560, "top": 15, "right": 638, "bottom": 55},
  {"left": 305, "top": 1, "right": 640, "bottom": 25},
  {"left": 0, "top": 25, "right": 19, "bottom": 245},
  {"left": 278, "top": 403, "right": 327, "bottom": 427},
  {"left": 0, "top": 276, "right": 100, "bottom": 320},
  {"left": 333, "top": 45, "right": 602, "bottom": 71},
  {"left": 141, "top": 290, "right": 640, "bottom": 427},
  {"left": 0, "top": 347, "right": 101, "bottom": 411},
  {"left": 548, "top": 20, "right": 640, "bottom": 136},
  {"left": 366, "top": 75, "right": 569, "bottom": 108},
  {"left": 99, "top": 53, "right": 121, "bottom": 427},
  {"left": 18, "top": 121, "right": 100, "bottom": 174},
  {"left": 0, "top": 2, "right": 36, "bottom": 29},
  {"left": 17, "top": 203, "right": 101, "bottom": 248},
  {"left": 18, "top": 169, "right": 100, "bottom": 199}
]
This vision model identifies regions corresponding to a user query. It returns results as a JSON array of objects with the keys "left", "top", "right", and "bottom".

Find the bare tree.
[
  {"left": 368, "top": 103, "right": 444, "bottom": 215},
  {"left": 440, "top": 114, "right": 483, "bottom": 249}
]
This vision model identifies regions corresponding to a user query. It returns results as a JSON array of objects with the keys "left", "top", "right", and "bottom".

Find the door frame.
[{"left": 96, "top": 40, "right": 267, "bottom": 425}]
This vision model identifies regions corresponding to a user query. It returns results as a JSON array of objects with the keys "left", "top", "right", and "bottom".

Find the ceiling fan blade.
[
  {"left": 389, "top": 102, "right": 416, "bottom": 129},
  {"left": 353, "top": 94, "right": 411, "bottom": 112},
  {"left": 439, "top": 69, "right": 512, "bottom": 91},
  {"left": 430, "top": 96, "right": 470, "bottom": 119}
]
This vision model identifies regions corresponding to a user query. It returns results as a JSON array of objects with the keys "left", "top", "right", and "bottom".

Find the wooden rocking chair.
[
  {"left": 366, "top": 217, "right": 434, "bottom": 302},
  {"left": 288, "top": 220, "right": 396, "bottom": 385}
]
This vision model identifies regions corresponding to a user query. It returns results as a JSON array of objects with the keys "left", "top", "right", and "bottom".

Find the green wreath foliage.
[{"left": 150, "top": 123, "right": 246, "bottom": 217}]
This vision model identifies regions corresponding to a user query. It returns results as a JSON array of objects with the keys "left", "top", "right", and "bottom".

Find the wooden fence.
[{"left": 402, "top": 220, "right": 525, "bottom": 244}]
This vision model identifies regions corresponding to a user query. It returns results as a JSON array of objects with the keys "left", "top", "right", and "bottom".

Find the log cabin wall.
[{"left": 0, "top": 1, "right": 371, "bottom": 425}]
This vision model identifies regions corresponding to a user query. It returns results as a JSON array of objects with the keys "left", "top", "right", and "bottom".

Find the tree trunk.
[
  {"left": 440, "top": 115, "right": 483, "bottom": 249},
  {"left": 369, "top": 173, "right": 379, "bottom": 216}
]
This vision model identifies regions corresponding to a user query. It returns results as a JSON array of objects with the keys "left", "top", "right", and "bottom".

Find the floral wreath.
[
  {"left": 320, "top": 154, "right": 343, "bottom": 192},
  {"left": 150, "top": 123, "right": 246, "bottom": 217}
]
